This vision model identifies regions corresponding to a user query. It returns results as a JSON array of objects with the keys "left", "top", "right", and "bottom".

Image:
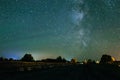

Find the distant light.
[
  {"left": 111, "top": 57, "right": 116, "bottom": 61},
  {"left": 118, "top": 65, "right": 120, "bottom": 67},
  {"left": 96, "top": 61, "right": 99, "bottom": 64}
]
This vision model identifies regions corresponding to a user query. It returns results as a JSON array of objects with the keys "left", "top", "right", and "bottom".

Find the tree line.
[{"left": 0, "top": 54, "right": 116, "bottom": 64}]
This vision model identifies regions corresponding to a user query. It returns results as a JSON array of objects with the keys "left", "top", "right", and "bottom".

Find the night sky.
[{"left": 0, "top": 0, "right": 120, "bottom": 61}]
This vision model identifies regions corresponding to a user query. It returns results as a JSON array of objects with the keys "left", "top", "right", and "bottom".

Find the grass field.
[{"left": 0, "top": 61, "right": 120, "bottom": 80}]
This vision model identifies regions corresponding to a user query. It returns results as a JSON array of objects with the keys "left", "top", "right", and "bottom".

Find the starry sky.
[{"left": 0, "top": 0, "right": 120, "bottom": 61}]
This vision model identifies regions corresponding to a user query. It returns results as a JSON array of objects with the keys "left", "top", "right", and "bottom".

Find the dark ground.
[{"left": 0, "top": 64, "right": 120, "bottom": 80}]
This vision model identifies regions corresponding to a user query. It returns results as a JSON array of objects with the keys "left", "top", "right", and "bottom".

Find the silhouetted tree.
[
  {"left": 4, "top": 58, "right": 8, "bottom": 61},
  {"left": 92, "top": 60, "right": 96, "bottom": 64},
  {"left": 21, "top": 54, "right": 34, "bottom": 62},
  {"left": 56, "top": 56, "right": 62, "bottom": 62},
  {"left": 71, "top": 58, "right": 77, "bottom": 63},
  {"left": 56, "top": 56, "right": 67, "bottom": 62},
  {"left": 87, "top": 59, "right": 92, "bottom": 64},
  {"left": 62, "top": 58, "right": 67, "bottom": 62},
  {"left": 100, "top": 54, "right": 114, "bottom": 64},
  {"left": 0, "top": 57, "right": 9, "bottom": 61},
  {"left": 87, "top": 59, "right": 96, "bottom": 64},
  {"left": 41, "top": 56, "right": 67, "bottom": 63},
  {"left": 9, "top": 58, "right": 14, "bottom": 61},
  {"left": 41, "top": 58, "right": 56, "bottom": 62},
  {"left": 0, "top": 57, "right": 4, "bottom": 61}
]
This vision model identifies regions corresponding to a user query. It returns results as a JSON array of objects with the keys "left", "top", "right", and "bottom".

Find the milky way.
[{"left": 0, "top": 0, "right": 120, "bottom": 61}]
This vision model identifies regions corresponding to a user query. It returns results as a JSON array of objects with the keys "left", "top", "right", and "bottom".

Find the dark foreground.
[{"left": 0, "top": 64, "right": 120, "bottom": 80}]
